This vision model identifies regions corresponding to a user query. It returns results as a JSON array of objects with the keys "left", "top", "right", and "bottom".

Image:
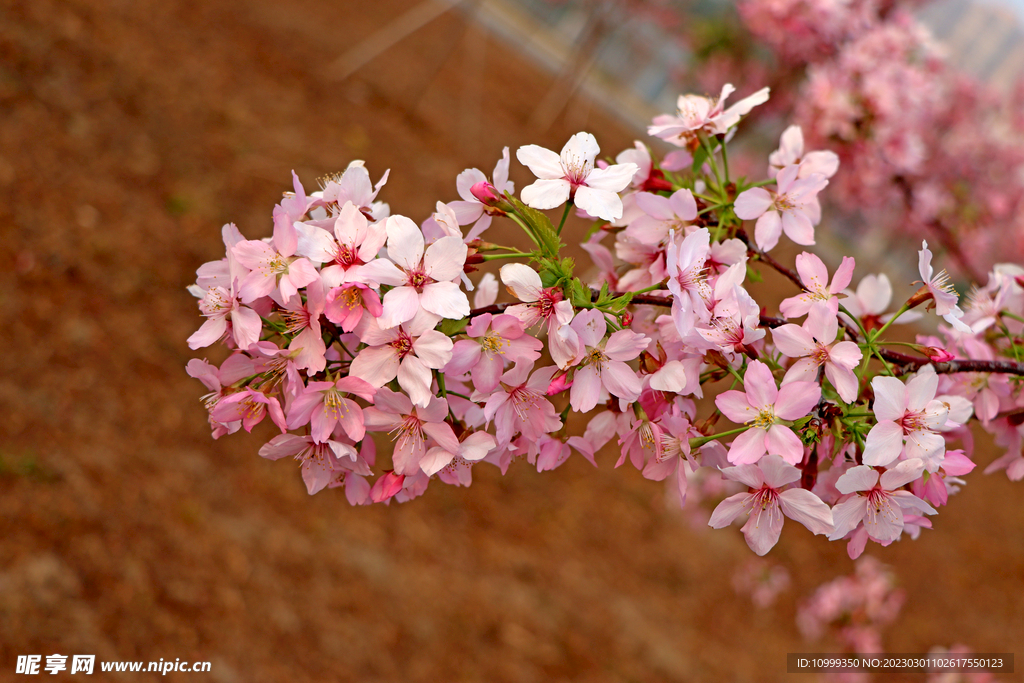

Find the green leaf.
[
  {"left": 568, "top": 277, "right": 591, "bottom": 307},
  {"left": 438, "top": 317, "right": 468, "bottom": 337},
  {"left": 608, "top": 292, "right": 633, "bottom": 311},
  {"left": 559, "top": 257, "right": 575, "bottom": 278},
  {"left": 507, "top": 195, "right": 563, "bottom": 258},
  {"left": 746, "top": 264, "right": 763, "bottom": 283},
  {"left": 539, "top": 262, "right": 561, "bottom": 288}
]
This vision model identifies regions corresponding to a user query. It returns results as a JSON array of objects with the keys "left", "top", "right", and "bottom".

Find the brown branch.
[
  {"left": 735, "top": 228, "right": 804, "bottom": 290},
  {"left": 876, "top": 350, "right": 1024, "bottom": 376},
  {"left": 467, "top": 302, "right": 512, "bottom": 317}
]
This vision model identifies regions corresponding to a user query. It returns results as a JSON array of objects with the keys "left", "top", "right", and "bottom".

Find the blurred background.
[{"left": 1, "top": 0, "right": 1022, "bottom": 681}]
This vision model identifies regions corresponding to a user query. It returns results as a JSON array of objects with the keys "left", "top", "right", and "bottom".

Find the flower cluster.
[
  {"left": 797, "top": 557, "right": 905, "bottom": 656},
  {"left": 187, "top": 84, "right": 1024, "bottom": 557},
  {"left": 738, "top": 0, "right": 1024, "bottom": 280}
]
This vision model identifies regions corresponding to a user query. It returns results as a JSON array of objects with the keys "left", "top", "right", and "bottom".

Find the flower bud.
[
  {"left": 905, "top": 284, "right": 933, "bottom": 310},
  {"left": 922, "top": 346, "right": 956, "bottom": 362},
  {"left": 369, "top": 471, "right": 404, "bottom": 503},
  {"left": 547, "top": 371, "right": 572, "bottom": 396},
  {"left": 470, "top": 181, "right": 513, "bottom": 215}
]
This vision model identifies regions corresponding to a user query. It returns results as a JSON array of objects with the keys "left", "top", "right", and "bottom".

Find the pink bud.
[
  {"left": 924, "top": 346, "right": 956, "bottom": 362},
  {"left": 547, "top": 371, "right": 572, "bottom": 396},
  {"left": 369, "top": 471, "right": 405, "bottom": 503},
  {"left": 471, "top": 181, "right": 500, "bottom": 203}
]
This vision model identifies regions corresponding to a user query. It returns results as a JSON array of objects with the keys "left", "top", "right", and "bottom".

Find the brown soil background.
[{"left": 1, "top": 0, "right": 1021, "bottom": 681}]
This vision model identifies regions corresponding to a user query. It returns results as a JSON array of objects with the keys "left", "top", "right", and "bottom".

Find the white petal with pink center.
[{"left": 517, "top": 132, "right": 637, "bottom": 222}]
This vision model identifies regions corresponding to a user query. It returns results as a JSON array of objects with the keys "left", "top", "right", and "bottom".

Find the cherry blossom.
[
  {"left": 349, "top": 309, "right": 453, "bottom": 407},
  {"left": 445, "top": 313, "right": 542, "bottom": 393},
  {"left": 259, "top": 434, "right": 366, "bottom": 496},
  {"left": 186, "top": 84, "right": 1024, "bottom": 556},
  {"left": 447, "top": 147, "right": 515, "bottom": 240},
  {"left": 517, "top": 132, "right": 637, "bottom": 222},
  {"left": 363, "top": 389, "right": 459, "bottom": 476},
  {"left": 863, "top": 368, "right": 949, "bottom": 469},
  {"left": 772, "top": 306, "right": 862, "bottom": 403},
  {"left": 286, "top": 376, "right": 376, "bottom": 443},
  {"left": 734, "top": 165, "right": 828, "bottom": 252},
  {"left": 768, "top": 125, "right": 839, "bottom": 179},
  {"left": 648, "top": 83, "right": 771, "bottom": 148},
  {"left": 915, "top": 241, "right": 972, "bottom": 333},
  {"left": 232, "top": 237, "right": 320, "bottom": 305},
  {"left": 482, "top": 362, "right": 563, "bottom": 448},
  {"left": 778, "top": 252, "right": 855, "bottom": 319},
  {"left": 567, "top": 310, "right": 649, "bottom": 413},
  {"left": 187, "top": 282, "right": 262, "bottom": 351},
  {"left": 715, "top": 360, "right": 820, "bottom": 465},
  {"left": 295, "top": 201, "right": 387, "bottom": 288},
  {"left": 829, "top": 459, "right": 937, "bottom": 544},
  {"left": 361, "top": 215, "right": 469, "bottom": 328},
  {"left": 840, "top": 273, "right": 921, "bottom": 331},
  {"left": 709, "top": 454, "right": 834, "bottom": 556},
  {"left": 315, "top": 161, "right": 390, "bottom": 220}
]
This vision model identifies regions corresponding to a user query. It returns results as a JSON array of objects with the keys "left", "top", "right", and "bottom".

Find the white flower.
[{"left": 516, "top": 132, "right": 637, "bottom": 222}]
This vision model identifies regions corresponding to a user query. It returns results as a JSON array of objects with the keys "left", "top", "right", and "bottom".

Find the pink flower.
[
  {"left": 349, "top": 309, "right": 453, "bottom": 407},
  {"left": 369, "top": 471, "right": 405, "bottom": 504},
  {"left": 916, "top": 241, "right": 971, "bottom": 333},
  {"left": 665, "top": 227, "right": 713, "bottom": 334},
  {"left": 473, "top": 272, "right": 498, "bottom": 309},
  {"left": 734, "top": 165, "right": 828, "bottom": 252},
  {"left": 187, "top": 282, "right": 262, "bottom": 351},
  {"left": 709, "top": 454, "right": 834, "bottom": 556},
  {"left": 517, "top": 132, "right": 638, "bottom": 222},
  {"left": 186, "top": 354, "right": 255, "bottom": 438},
  {"left": 840, "top": 273, "right": 922, "bottom": 331},
  {"left": 627, "top": 188, "right": 698, "bottom": 247},
  {"left": 863, "top": 367, "right": 949, "bottom": 468},
  {"left": 715, "top": 360, "right": 821, "bottom": 465},
  {"left": 360, "top": 215, "right": 469, "bottom": 329},
  {"left": 231, "top": 239, "right": 320, "bottom": 304},
  {"left": 567, "top": 309, "right": 649, "bottom": 413},
  {"left": 648, "top": 84, "right": 771, "bottom": 147},
  {"left": 315, "top": 162, "right": 390, "bottom": 220},
  {"left": 447, "top": 147, "right": 515, "bottom": 240},
  {"left": 768, "top": 125, "right": 839, "bottom": 179},
  {"left": 323, "top": 282, "right": 382, "bottom": 332},
  {"left": 271, "top": 170, "right": 312, "bottom": 258},
  {"left": 482, "top": 362, "right": 563, "bottom": 447},
  {"left": 829, "top": 459, "right": 936, "bottom": 544},
  {"left": 772, "top": 306, "right": 862, "bottom": 403},
  {"left": 279, "top": 280, "right": 326, "bottom": 373},
  {"left": 363, "top": 389, "right": 459, "bottom": 476},
  {"left": 295, "top": 201, "right": 388, "bottom": 288},
  {"left": 499, "top": 263, "right": 578, "bottom": 368},
  {"left": 286, "top": 376, "right": 376, "bottom": 443},
  {"left": 445, "top": 313, "right": 543, "bottom": 393},
  {"left": 420, "top": 430, "right": 497, "bottom": 478},
  {"left": 778, "top": 252, "right": 855, "bottom": 319},
  {"left": 259, "top": 434, "right": 365, "bottom": 496},
  {"left": 695, "top": 268, "right": 765, "bottom": 356},
  {"left": 211, "top": 389, "right": 287, "bottom": 434}
]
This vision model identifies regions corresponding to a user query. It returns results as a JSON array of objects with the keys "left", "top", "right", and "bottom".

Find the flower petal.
[{"left": 521, "top": 179, "right": 570, "bottom": 210}]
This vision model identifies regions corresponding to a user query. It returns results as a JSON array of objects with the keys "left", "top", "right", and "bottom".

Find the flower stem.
[
  {"left": 556, "top": 202, "right": 572, "bottom": 236},
  {"left": 690, "top": 425, "right": 750, "bottom": 449}
]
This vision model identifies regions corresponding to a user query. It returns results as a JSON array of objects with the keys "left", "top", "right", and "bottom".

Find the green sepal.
[
  {"left": 746, "top": 263, "right": 763, "bottom": 283},
  {"left": 692, "top": 145, "right": 709, "bottom": 174}
]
